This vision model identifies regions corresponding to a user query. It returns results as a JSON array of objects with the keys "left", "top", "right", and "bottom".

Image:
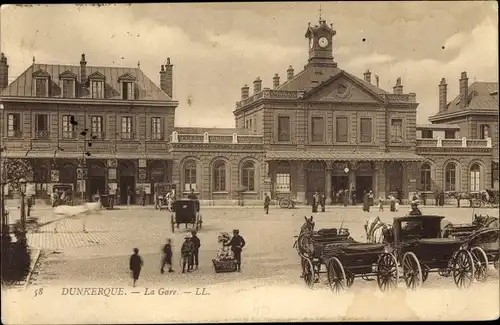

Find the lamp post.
[
  {"left": 344, "top": 167, "right": 350, "bottom": 204},
  {"left": 19, "top": 177, "right": 27, "bottom": 235}
]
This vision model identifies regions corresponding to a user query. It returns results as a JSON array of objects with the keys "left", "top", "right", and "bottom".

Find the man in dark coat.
[
  {"left": 225, "top": 229, "right": 246, "bottom": 272},
  {"left": 343, "top": 188, "right": 349, "bottom": 207},
  {"left": 439, "top": 190, "right": 445, "bottom": 206},
  {"left": 161, "top": 239, "right": 174, "bottom": 274},
  {"left": 409, "top": 202, "right": 422, "bottom": 216},
  {"left": 188, "top": 189, "right": 198, "bottom": 200},
  {"left": 311, "top": 192, "right": 318, "bottom": 213},
  {"left": 434, "top": 189, "right": 440, "bottom": 206},
  {"left": 351, "top": 188, "right": 357, "bottom": 205},
  {"left": 362, "top": 191, "right": 370, "bottom": 212},
  {"left": 181, "top": 236, "right": 194, "bottom": 273},
  {"left": 319, "top": 191, "right": 326, "bottom": 212},
  {"left": 190, "top": 230, "right": 201, "bottom": 270},
  {"left": 129, "top": 248, "right": 143, "bottom": 287},
  {"left": 264, "top": 193, "right": 271, "bottom": 214}
]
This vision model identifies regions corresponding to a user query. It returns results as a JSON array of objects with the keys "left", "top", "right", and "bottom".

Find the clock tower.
[{"left": 304, "top": 19, "right": 337, "bottom": 67}]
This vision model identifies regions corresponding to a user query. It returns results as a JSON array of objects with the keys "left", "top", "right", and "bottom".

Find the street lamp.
[
  {"left": 19, "top": 177, "right": 27, "bottom": 235},
  {"left": 344, "top": 167, "right": 350, "bottom": 205}
]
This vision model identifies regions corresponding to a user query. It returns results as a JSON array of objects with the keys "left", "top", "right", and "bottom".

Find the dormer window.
[
  {"left": 32, "top": 69, "right": 50, "bottom": 97},
  {"left": 87, "top": 71, "right": 106, "bottom": 99},
  {"left": 59, "top": 70, "right": 77, "bottom": 98},
  {"left": 118, "top": 72, "right": 136, "bottom": 100}
]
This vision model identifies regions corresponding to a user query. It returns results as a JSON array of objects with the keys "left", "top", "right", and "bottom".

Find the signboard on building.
[{"left": 108, "top": 168, "right": 116, "bottom": 180}]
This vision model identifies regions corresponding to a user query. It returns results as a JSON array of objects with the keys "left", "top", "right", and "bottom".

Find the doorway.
[
  {"left": 87, "top": 177, "right": 106, "bottom": 201},
  {"left": 332, "top": 175, "right": 349, "bottom": 192},
  {"left": 306, "top": 161, "right": 326, "bottom": 205},
  {"left": 120, "top": 176, "right": 135, "bottom": 204},
  {"left": 356, "top": 176, "right": 373, "bottom": 203}
]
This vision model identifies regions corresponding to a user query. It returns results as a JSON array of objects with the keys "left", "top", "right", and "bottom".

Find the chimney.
[
  {"left": 459, "top": 71, "right": 468, "bottom": 109},
  {"left": 80, "top": 54, "right": 87, "bottom": 86},
  {"left": 438, "top": 78, "right": 447, "bottom": 112},
  {"left": 241, "top": 84, "right": 249, "bottom": 100},
  {"left": 273, "top": 73, "right": 280, "bottom": 89},
  {"left": 164, "top": 58, "right": 174, "bottom": 98},
  {"left": 0, "top": 53, "right": 9, "bottom": 91},
  {"left": 287, "top": 65, "right": 294, "bottom": 81},
  {"left": 253, "top": 77, "right": 262, "bottom": 94},
  {"left": 393, "top": 77, "right": 403, "bottom": 95},
  {"left": 375, "top": 75, "right": 380, "bottom": 88},
  {"left": 363, "top": 69, "right": 371, "bottom": 83}
]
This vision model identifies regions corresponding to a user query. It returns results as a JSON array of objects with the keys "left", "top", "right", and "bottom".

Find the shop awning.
[
  {"left": 2, "top": 151, "right": 173, "bottom": 160},
  {"left": 265, "top": 151, "right": 426, "bottom": 161}
]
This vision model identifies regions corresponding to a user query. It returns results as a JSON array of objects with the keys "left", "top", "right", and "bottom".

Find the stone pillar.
[
  {"left": 375, "top": 161, "right": 386, "bottom": 199},
  {"left": 296, "top": 161, "right": 306, "bottom": 203},
  {"left": 325, "top": 166, "right": 332, "bottom": 204},
  {"left": 171, "top": 159, "right": 180, "bottom": 187}
]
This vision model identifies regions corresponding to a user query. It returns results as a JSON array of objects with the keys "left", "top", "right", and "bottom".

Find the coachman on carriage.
[{"left": 170, "top": 199, "right": 202, "bottom": 233}]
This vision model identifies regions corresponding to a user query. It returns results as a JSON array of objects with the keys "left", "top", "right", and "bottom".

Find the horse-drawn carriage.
[
  {"left": 51, "top": 183, "right": 74, "bottom": 206},
  {"left": 154, "top": 182, "right": 174, "bottom": 210},
  {"left": 279, "top": 197, "right": 296, "bottom": 209},
  {"left": 170, "top": 199, "right": 202, "bottom": 233},
  {"left": 470, "top": 189, "right": 499, "bottom": 208}
]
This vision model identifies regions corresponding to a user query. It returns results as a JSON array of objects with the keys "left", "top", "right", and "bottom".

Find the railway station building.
[{"left": 1, "top": 19, "right": 497, "bottom": 205}]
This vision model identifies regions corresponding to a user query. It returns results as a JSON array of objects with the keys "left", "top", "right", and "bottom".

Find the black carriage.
[
  {"left": 170, "top": 199, "right": 202, "bottom": 232},
  {"left": 390, "top": 215, "right": 475, "bottom": 290},
  {"left": 461, "top": 227, "right": 500, "bottom": 282},
  {"left": 471, "top": 189, "right": 499, "bottom": 208},
  {"left": 279, "top": 197, "right": 296, "bottom": 209},
  {"left": 51, "top": 183, "right": 74, "bottom": 206},
  {"left": 154, "top": 182, "right": 174, "bottom": 210}
]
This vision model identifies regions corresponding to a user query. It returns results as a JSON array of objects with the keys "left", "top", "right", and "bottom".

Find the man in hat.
[
  {"left": 264, "top": 193, "right": 271, "bottom": 214},
  {"left": 129, "top": 248, "right": 143, "bottom": 287},
  {"left": 225, "top": 229, "right": 246, "bottom": 272},
  {"left": 181, "top": 236, "right": 194, "bottom": 273},
  {"left": 161, "top": 238, "right": 174, "bottom": 274},
  {"left": 190, "top": 230, "right": 201, "bottom": 270}
]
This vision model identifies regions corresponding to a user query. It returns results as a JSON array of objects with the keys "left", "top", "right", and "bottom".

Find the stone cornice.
[{"left": 0, "top": 96, "right": 179, "bottom": 108}]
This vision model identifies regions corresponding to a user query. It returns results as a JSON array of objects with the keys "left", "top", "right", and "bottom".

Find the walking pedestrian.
[
  {"left": 264, "top": 193, "right": 271, "bottom": 214},
  {"left": 351, "top": 187, "right": 357, "bottom": 205},
  {"left": 108, "top": 185, "right": 115, "bottom": 209},
  {"left": 320, "top": 191, "right": 326, "bottom": 212},
  {"left": 161, "top": 239, "right": 174, "bottom": 274},
  {"left": 225, "top": 229, "right": 246, "bottom": 272},
  {"left": 127, "top": 186, "right": 133, "bottom": 208},
  {"left": 190, "top": 230, "right": 201, "bottom": 270},
  {"left": 181, "top": 236, "right": 194, "bottom": 273},
  {"left": 311, "top": 192, "right": 318, "bottom": 213},
  {"left": 140, "top": 187, "right": 146, "bottom": 206},
  {"left": 129, "top": 248, "right": 143, "bottom": 287},
  {"left": 343, "top": 188, "right": 349, "bottom": 207},
  {"left": 362, "top": 190, "right": 370, "bottom": 212}
]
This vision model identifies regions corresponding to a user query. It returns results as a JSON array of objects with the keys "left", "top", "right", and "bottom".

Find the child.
[
  {"left": 378, "top": 197, "right": 384, "bottom": 211},
  {"left": 161, "top": 239, "right": 174, "bottom": 274}
]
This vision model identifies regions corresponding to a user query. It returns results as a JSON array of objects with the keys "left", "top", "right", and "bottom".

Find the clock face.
[{"left": 319, "top": 37, "right": 329, "bottom": 48}]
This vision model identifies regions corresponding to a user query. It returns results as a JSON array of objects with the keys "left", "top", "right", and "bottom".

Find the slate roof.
[
  {"left": 277, "top": 64, "right": 390, "bottom": 95},
  {"left": 1, "top": 63, "right": 172, "bottom": 101},
  {"left": 439, "top": 82, "right": 498, "bottom": 114},
  {"left": 416, "top": 124, "right": 460, "bottom": 130},
  {"left": 265, "top": 151, "right": 425, "bottom": 161}
]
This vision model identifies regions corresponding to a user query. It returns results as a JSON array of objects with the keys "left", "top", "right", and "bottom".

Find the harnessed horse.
[
  {"left": 364, "top": 216, "right": 391, "bottom": 243},
  {"left": 473, "top": 214, "right": 499, "bottom": 228},
  {"left": 447, "top": 191, "right": 474, "bottom": 207},
  {"left": 294, "top": 216, "right": 315, "bottom": 253}
]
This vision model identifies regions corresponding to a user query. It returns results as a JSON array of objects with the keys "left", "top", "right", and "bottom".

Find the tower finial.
[
  {"left": 137, "top": 61, "right": 140, "bottom": 68},
  {"left": 319, "top": 4, "right": 322, "bottom": 21},
  {"left": 32, "top": 56, "right": 35, "bottom": 64}
]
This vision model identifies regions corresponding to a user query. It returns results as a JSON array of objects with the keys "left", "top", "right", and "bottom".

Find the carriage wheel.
[
  {"left": 402, "top": 252, "right": 422, "bottom": 290},
  {"left": 471, "top": 247, "right": 488, "bottom": 283},
  {"left": 301, "top": 257, "right": 315, "bottom": 289},
  {"left": 421, "top": 265, "right": 429, "bottom": 283},
  {"left": 170, "top": 214, "right": 175, "bottom": 233},
  {"left": 494, "top": 260, "right": 499, "bottom": 270},
  {"left": 198, "top": 214, "right": 203, "bottom": 229},
  {"left": 327, "top": 257, "right": 347, "bottom": 293},
  {"left": 345, "top": 270, "right": 355, "bottom": 288},
  {"left": 377, "top": 253, "right": 399, "bottom": 292},
  {"left": 471, "top": 200, "right": 481, "bottom": 209},
  {"left": 279, "top": 199, "right": 290, "bottom": 209},
  {"left": 452, "top": 249, "right": 475, "bottom": 289}
]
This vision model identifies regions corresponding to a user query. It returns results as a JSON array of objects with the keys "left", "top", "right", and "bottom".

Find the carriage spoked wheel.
[
  {"left": 471, "top": 199, "right": 482, "bottom": 209},
  {"left": 279, "top": 198, "right": 290, "bottom": 209},
  {"left": 345, "top": 270, "right": 355, "bottom": 288},
  {"left": 402, "top": 252, "right": 423, "bottom": 290},
  {"left": 301, "top": 257, "right": 315, "bottom": 289},
  {"left": 327, "top": 257, "right": 347, "bottom": 294},
  {"left": 452, "top": 249, "right": 475, "bottom": 289},
  {"left": 421, "top": 264, "right": 430, "bottom": 283},
  {"left": 376, "top": 253, "right": 399, "bottom": 292},
  {"left": 470, "top": 247, "right": 488, "bottom": 283}
]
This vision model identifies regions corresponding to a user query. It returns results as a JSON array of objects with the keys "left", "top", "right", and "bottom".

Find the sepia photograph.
[{"left": 0, "top": 2, "right": 498, "bottom": 323}]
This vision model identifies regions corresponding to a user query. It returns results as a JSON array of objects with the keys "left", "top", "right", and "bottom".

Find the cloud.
[
  {"left": 347, "top": 53, "right": 395, "bottom": 68},
  {"left": 443, "top": 32, "right": 466, "bottom": 50}
]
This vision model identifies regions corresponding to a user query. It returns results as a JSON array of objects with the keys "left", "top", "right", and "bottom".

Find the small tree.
[{"left": 1, "top": 158, "right": 31, "bottom": 191}]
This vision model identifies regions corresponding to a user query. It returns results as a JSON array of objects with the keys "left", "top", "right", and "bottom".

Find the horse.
[
  {"left": 472, "top": 214, "right": 499, "bottom": 229},
  {"left": 364, "top": 216, "right": 392, "bottom": 244},
  {"left": 447, "top": 191, "right": 474, "bottom": 208}
]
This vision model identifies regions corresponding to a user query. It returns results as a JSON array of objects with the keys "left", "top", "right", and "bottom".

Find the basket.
[{"left": 212, "top": 258, "right": 237, "bottom": 273}]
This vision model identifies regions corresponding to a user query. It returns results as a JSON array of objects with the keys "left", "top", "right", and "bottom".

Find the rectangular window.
[
  {"left": 121, "top": 116, "right": 133, "bottom": 139},
  {"left": 445, "top": 130, "right": 455, "bottom": 139},
  {"left": 480, "top": 125, "right": 489, "bottom": 139},
  {"left": 275, "top": 173, "right": 291, "bottom": 193},
  {"left": 62, "top": 115, "right": 75, "bottom": 139},
  {"left": 91, "top": 81, "right": 104, "bottom": 99},
  {"left": 7, "top": 113, "right": 21, "bottom": 137},
  {"left": 421, "top": 130, "right": 433, "bottom": 138},
  {"left": 91, "top": 116, "right": 104, "bottom": 139},
  {"left": 360, "top": 118, "right": 372, "bottom": 143},
  {"left": 311, "top": 116, "right": 324, "bottom": 142},
  {"left": 62, "top": 79, "right": 74, "bottom": 98},
  {"left": 336, "top": 117, "right": 348, "bottom": 142},
  {"left": 35, "top": 78, "right": 47, "bottom": 97},
  {"left": 390, "top": 119, "right": 403, "bottom": 143},
  {"left": 470, "top": 170, "right": 480, "bottom": 192},
  {"left": 35, "top": 114, "right": 49, "bottom": 138},
  {"left": 278, "top": 116, "right": 291, "bottom": 141},
  {"left": 122, "top": 82, "right": 134, "bottom": 100},
  {"left": 151, "top": 117, "right": 162, "bottom": 140}
]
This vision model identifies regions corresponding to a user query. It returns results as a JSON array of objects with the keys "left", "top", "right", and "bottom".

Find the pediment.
[
  {"left": 117, "top": 72, "right": 136, "bottom": 82},
  {"left": 32, "top": 69, "right": 50, "bottom": 78},
  {"left": 87, "top": 71, "right": 106, "bottom": 80},
  {"left": 59, "top": 70, "right": 77, "bottom": 79},
  {"left": 304, "top": 73, "right": 384, "bottom": 103}
]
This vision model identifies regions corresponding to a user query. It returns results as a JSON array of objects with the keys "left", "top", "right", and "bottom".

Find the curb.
[{"left": 24, "top": 248, "right": 41, "bottom": 291}]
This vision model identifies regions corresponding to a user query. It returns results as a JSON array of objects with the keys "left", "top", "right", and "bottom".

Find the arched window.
[
  {"left": 213, "top": 160, "right": 226, "bottom": 192},
  {"left": 470, "top": 164, "right": 480, "bottom": 192},
  {"left": 184, "top": 161, "right": 197, "bottom": 192},
  {"left": 241, "top": 161, "right": 255, "bottom": 191},
  {"left": 420, "top": 163, "right": 432, "bottom": 191},
  {"left": 445, "top": 163, "right": 456, "bottom": 191},
  {"left": 275, "top": 161, "right": 291, "bottom": 193}
]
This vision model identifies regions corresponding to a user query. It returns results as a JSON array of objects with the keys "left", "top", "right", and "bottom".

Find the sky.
[{"left": 0, "top": 2, "right": 498, "bottom": 127}]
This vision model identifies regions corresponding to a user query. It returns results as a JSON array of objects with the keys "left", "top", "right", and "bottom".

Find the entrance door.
[
  {"left": 332, "top": 175, "right": 349, "bottom": 192},
  {"left": 356, "top": 176, "right": 373, "bottom": 203},
  {"left": 120, "top": 176, "right": 135, "bottom": 204},
  {"left": 306, "top": 161, "right": 326, "bottom": 205},
  {"left": 88, "top": 177, "right": 106, "bottom": 201}
]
